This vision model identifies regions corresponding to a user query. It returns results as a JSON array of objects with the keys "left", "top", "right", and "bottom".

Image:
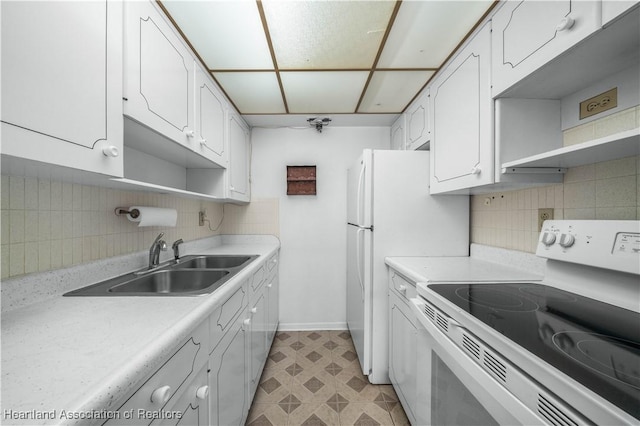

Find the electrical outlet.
[
  {"left": 199, "top": 211, "right": 206, "bottom": 226},
  {"left": 538, "top": 208, "right": 553, "bottom": 232},
  {"left": 579, "top": 87, "right": 617, "bottom": 120}
]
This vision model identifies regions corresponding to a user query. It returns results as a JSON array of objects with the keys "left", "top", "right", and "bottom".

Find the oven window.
[{"left": 432, "top": 353, "right": 499, "bottom": 426}]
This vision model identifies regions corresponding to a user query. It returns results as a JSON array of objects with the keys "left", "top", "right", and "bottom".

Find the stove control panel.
[{"left": 536, "top": 220, "right": 640, "bottom": 275}]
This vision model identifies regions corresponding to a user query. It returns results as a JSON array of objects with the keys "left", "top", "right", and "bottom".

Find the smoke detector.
[{"left": 307, "top": 117, "right": 332, "bottom": 133}]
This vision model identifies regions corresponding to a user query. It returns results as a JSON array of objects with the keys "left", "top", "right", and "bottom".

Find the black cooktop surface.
[{"left": 428, "top": 283, "right": 640, "bottom": 420}]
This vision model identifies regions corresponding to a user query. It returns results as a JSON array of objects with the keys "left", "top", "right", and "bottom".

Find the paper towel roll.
[{"left": 127, "top": 207, "right": 178, "bottom": 227}]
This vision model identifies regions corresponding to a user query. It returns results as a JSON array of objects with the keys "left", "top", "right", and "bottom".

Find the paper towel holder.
[{"left": 114, "top": 207, "right": 140, "bottom": 219}]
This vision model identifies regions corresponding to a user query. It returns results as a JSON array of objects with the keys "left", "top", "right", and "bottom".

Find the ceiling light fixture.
[{"left": 307, "top": 117, "right": 332, "bottom": 133}]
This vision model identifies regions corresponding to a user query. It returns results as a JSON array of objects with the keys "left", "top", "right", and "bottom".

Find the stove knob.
[
  {"left": 559, "top": 234, "right": 575, "bottom": 248},
  {"left": 541, "top": 232, "right": 556, "bottom": 246}
]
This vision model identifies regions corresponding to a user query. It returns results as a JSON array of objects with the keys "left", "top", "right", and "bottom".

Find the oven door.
[{"left": 410, "top": 297, "right": 543, "bottom": 426}]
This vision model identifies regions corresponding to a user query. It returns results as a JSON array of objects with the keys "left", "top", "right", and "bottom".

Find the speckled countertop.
[{"left": 1, "top": 235, "right": 280, "bottom": 425}]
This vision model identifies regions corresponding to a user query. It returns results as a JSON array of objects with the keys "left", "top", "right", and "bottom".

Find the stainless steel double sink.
[{"left": 64, "top": 255, "right": 258, "bottom": 297}]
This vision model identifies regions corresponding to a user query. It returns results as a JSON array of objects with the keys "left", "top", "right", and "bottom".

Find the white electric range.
[{"left": 411, "top": 220, "right": 640, "bottom": 425}]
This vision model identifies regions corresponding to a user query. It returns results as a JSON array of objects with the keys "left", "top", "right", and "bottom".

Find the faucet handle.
[{"left": 172, "top": 239, "right": 184, "bottom": 260}]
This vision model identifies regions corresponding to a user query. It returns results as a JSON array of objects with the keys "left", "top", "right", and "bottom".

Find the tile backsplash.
[
  {"left": 471, "top": 155, "right": 640, "bottom": 253},
  {"left": 1, "top": 176, "right": 279, "bottom": 279}
]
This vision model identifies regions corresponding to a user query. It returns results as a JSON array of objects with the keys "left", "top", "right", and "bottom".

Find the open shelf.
[
  {"left": 502, "top": 128, "right": 640, "bottom": 170},
  {"left": 109, "top": 178, "right": 223, "bottom": 201}
]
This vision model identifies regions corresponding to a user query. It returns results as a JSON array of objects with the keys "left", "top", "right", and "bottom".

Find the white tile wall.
[
  {"left": 471, "top": 155, "right": 639, "bottom": 253},
  {"left": 0, "top": 178, "right": 255, "bottom": 279}
]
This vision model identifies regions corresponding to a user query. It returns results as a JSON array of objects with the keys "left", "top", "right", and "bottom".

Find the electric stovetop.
[{"left": 428, "top": 283, "right": 640, "bottom": 420}]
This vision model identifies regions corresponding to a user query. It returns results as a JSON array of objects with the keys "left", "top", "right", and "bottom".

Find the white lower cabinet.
[
  {"left": 209, "top": 304, "right": 249, "bottom": 426},
  {"left": 155, "top": 364, "right": 209, "bottom": 426},
  {"left": 388, "top": 272, "right": 418, "bottom": 425},
  {"left": 248, "top": 292, "right": 269, "bottom": 397},
  {"left": 105, "top": 322, "right": 208, "bottom": 425}
]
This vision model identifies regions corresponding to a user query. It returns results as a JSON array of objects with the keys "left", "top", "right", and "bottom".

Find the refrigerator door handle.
[
  {"left": 356, "top": 227, "right": 365, "bottom": 294},
  {"left": 356, "top": 162, "right": 366, "bottom": 226}
]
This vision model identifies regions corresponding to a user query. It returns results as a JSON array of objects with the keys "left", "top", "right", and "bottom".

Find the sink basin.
[
  {"left": 64, "top": 253, "right": 259, "bottom": 297},
  {"left": 108, "top": 270, "right": 229, "bottom": 294},
  {"left": 172, "top": 255, "right": 255, "bottom": 269}
]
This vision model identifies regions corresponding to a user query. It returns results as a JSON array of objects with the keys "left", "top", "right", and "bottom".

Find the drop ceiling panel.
[
  {"left": 213, "top": 72, "right": 285, "bottom": 114},
  {"left": 262, "top": 0, "right": 396, "bottom": 69},
  {"left": 161, "top": 1, "right": 273, "bottom": 70},
  {"left": 377, "top": 1, "right": 493, "bottom": 68},
  {"left": 359, "top": 71, "right": 435, "bottom": 113},
  {"left": 281, "top": 71, "right": 369, "bottom": 113}
]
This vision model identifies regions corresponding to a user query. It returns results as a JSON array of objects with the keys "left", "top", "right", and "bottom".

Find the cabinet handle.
[
  {"left": 199, "top": 138, "right": 207, "bottom": 147},
  {"left": 184, "top": 129, "right": 195, "bottom": 138},
  {"left": 556, "top": 16, "right": 575, "bottom": 32},
  {"left": 150, "top": 385, "right": 172, "bottom": 404},
  {"left": 243, "top": 318, "right": 252, "bottom": 327},
  {"left": 267, "top": 283, "right": 273, "bottom": 289},
  {"left": 196, "top": 385, "right": 209, "bottom": 400},
  {"left": 398, "top": 284, "right": 407, "bottom": 294},
  {"left": 102, "top": 146, "right": 119, "bottom": 158},
  {"left": 250, "top": 307, "right": 258, "bottom": 314},
  {"left": 470, "top": 166, "right": 482, "bottom": 175}
]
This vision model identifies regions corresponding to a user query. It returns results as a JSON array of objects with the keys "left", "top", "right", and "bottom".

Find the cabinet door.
[
  {"left": 1, "top": 1, "right": 123, "bottom": 176},
  {"left": 195, "top": 66, "right": 227, "bottom": 167},
  {"left": 266, "top": 272, "right": 279, "bottom": 345},
  {"left": 228, "top": 113, "right": 251, "bottom": 202},
  {"left": 388, "top": 290, "right": 417, "bottom": 424},
  {"left": 124, "top": 0, "right": 195, "bottom": 147},
  {"left": 153, "top": 365, "right": 209, "bottom": 426},
  {"left": 603, "top": 1, "right": 639, "bottom": 26},
  {"left": 492, "top": 0, "right": 600, "bottom": 97},
  {"left": 430, "top": 23, "right": 492, "bottom": 194},
  {"left": 390, "top": 115, "right": 406, "bottom": 150},
  {"left": 248, "top": 293, "right": 268, "bottom": 397},
  {"left": 406, "top": 90, "right": 430, "bottom": 151},
  {"left": 210, "top": 314, "right": 249, "bottom": 426}
]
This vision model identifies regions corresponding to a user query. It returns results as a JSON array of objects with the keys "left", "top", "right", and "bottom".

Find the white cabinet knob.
[
  {"left": 470, "top": 166, "right": 481, "bottom": 175},
  {"left": 199, "top": 138, "right": 207, "bottom": 147},
  {"left": 150, "top": 385, "right": 172, "bottom": 404},
  {"left": 184, "top": 129, "right": 195, "bottom": 138},
  {"left": 250, "top": 307, "right": 258, "bottom": 314},
  {"left": 267, "top": 283, "right": 273, "bottom": 289},
  {"left": 196, "top": 385, "right": 209, "bottom": 400},
  {"left": 102, "top": 146, "right": 119, "bottom": 157},
  {"left": 559, "top": 234, "right": 575, "bottom": 248},
  {"left": 398, "top": 284, "right": 407, "bottom": 293},
  {"left": 243, "top": 318, "right": 252, "bottom": 327},
  {"left": 556, "top": 16, "right": 575, "bottom": 32}
]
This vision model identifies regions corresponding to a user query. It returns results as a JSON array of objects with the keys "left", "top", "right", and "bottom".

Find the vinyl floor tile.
[{"left": 250, "top": 330, "right": 408, "bottom": 425}]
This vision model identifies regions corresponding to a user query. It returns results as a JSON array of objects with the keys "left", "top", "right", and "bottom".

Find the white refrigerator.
[{"left": 346, "top": 149, "right": 469, "bottom": 384}]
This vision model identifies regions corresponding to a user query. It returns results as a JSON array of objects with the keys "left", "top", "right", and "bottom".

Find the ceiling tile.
[
  {"left": 262, "top": 0, "right": 396, "bottom": 69},
  {"left": 377, "top": 1, "right": 493, "bottom": 68},
  {"left": 161, "top": 1, "right": 274, "bottom": 70},
  {"left": 280, "top": 71, "right": 369, "bottom": 113},
  {"left": 213, "top": 72, "right": 286, "bottom": 114},
  {"left": 358, "top": 70, "right": 435, "bottom": 113}
]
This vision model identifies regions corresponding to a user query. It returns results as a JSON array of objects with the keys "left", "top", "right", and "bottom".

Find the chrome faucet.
[
  {"left": 172, "top": 239, "right": 184, "bottom": 261},
  {"left": 148, "top": 233, "right": 168, "bottom": 269}
]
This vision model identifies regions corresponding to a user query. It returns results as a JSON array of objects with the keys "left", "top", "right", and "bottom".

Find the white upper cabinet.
[
  {"left": 390, "top": 114, "right": 406, "bottom": 150},
  {"left": 124, "top": 0, "right": 195, "bottom": 149},
  {"left": 492, "top": 0, "right": 600, "bottom": 97},
  {"left": 195, "top": 65, "right": 228, "bottom": 167},
  {"left": 1, "top": 1, "right": 123, "bottom": 176},
  {"left": 430, "top": 23, "right": 493, "bottom": 194},
  {"left": 228, "top": 112, "right": 251, "bottom": 203},
  {"left": 405, "top": 89, "right": 430, "bottom": 151}
]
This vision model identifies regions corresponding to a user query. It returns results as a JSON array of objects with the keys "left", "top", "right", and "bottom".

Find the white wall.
[{"left": 250, "top": 126, "right": 390, "bottom": 330}]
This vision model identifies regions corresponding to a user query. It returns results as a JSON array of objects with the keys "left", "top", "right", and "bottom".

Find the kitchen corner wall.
[
  {"left": 250, "top": 126, "right": 390, "bottom": 330},
  {"left": 0, "top": 176, "right": 280, "bottom": 280},
  {"left": 471, "top": 155, "right": 640, "bottom": 253}
]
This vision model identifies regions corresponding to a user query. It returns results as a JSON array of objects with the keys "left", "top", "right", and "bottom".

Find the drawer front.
[
  {"left": 210, "top": 281, "right": 247, "bottom": 353},
  {"left": 389, "top": 271, "right": 417, "bottom": 302},
  {"left": 106, "top": 321, "right": 208, "bottom": 424}
]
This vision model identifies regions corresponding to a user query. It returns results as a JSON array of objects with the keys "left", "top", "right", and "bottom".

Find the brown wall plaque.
[{"left": 287, "top": 166, "right": 316, "bottom": 195}]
